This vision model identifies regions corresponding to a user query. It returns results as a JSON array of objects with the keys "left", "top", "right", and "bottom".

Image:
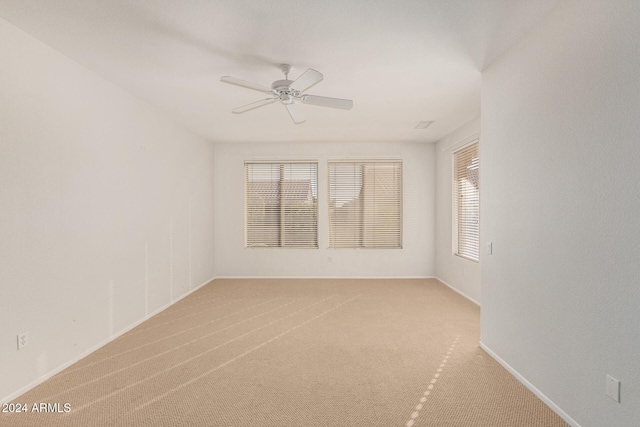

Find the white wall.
[
  {"left": 481, "top": 1, "right": 640, "bottom": 426},
  {"left": 0, "top": 19, "right": 216, "bottom": 403},
  {"left": 213, "top": 141, "right": 434, "bottom": 278},
  {"left": 434, "top": 117, "right": 481, "bottom": 305}
]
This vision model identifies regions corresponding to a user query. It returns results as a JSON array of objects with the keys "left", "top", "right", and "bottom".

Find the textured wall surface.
[
  {"left": 0, "top": 18, "right": 216, "bottom": 403},
  {"left": 481, "top": 1, "right": 640, "bottom": 425}
]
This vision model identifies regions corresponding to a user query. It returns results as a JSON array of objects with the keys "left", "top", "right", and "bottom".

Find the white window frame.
[
  {"left": 245, "top": 161, "right": 318, "bottom": 249},
  {"left": 328, "top": 160, "right": 403, "bottom": 249},
  {"left": 452, "top": 141, "right": 480, "bottom": 262}
]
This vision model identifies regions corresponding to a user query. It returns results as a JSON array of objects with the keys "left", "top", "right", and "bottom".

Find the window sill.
[{"left": 454, "top": 253, "right": 479, "bottom": 263}]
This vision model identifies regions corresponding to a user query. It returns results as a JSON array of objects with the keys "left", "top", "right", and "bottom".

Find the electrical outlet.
[
  {"left": 17, "top": 332, "right": 29, "bottom": 350},
  {"left": 606, "top": 375, "right": 620, "bottom": 402}
]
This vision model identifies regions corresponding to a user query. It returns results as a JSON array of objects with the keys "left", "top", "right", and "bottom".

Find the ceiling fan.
[{"left": 220, "top": 64, "right": 353, "bottom": 124}]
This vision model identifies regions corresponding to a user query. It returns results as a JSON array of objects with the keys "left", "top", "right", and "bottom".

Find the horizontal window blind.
[
  {"left": 245, "top": 162, "right": 318, "bottom": 248},
  {"left": 328, "top": 161, "right": 402, "bottom": 248},
  {"left": 453, "top": 142, "right": 479, "bottom": 261}
]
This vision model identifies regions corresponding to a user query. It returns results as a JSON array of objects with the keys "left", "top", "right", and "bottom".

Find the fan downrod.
[
  {"left": 272, "top": 64, "right": 297, "bottom": 94},
  {"left": 280, "top": 63, "right": 292, "bottom": 78}
]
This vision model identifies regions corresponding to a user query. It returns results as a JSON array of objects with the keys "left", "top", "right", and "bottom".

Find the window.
[
  {"left": 328, "top": 161, "right": 402, "bottom": 248},
  {"left": 453, "top": 142, "right": 479, "bottom": 261},
  {"left": 245, "top": 162, "right": 318, "bottom": 248}
]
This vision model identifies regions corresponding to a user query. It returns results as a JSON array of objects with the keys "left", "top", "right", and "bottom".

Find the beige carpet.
[{"left": 0, "top": 279, "right": 567, "bottom": 426}]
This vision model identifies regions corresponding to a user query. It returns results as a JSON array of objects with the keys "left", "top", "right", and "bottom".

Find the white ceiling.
[{"left": 0, "top": 0, "right": 559, "bottom": 143}]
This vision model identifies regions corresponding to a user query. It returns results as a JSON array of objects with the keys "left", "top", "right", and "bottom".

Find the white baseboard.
[
  {"left": 434, "top": 276, "right": 480, "bottom": 306},
  {"left": 213, "top": 276, "right": 433, "bottom": 279},
  {"left": 479, "top": 342, "right": 581, "bottom": 427},
  {"left": 1, "top": 275, "right": 215, "bottom": 405}
]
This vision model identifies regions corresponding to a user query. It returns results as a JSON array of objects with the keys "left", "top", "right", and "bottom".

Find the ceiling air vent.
[{"left": 414, "top": 120, "right": 434, "bottom": 129}]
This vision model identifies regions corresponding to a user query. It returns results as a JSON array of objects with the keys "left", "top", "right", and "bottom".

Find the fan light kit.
[{"left": 221, "top": 64, "right": 353, "bottom": 124}]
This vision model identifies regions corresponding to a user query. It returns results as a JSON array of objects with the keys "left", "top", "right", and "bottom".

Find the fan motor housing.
[{"left": 271, "top": 79, "right": 294, "bottom": 91}]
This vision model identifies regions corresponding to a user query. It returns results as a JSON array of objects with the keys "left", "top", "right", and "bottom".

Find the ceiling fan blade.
[
  {"left": 290, "top": 68, "right": 323, "bottom": 92},
  {"left": 232, "top": 98, "right": 277, "bottom": 114},
  {"left": 301, "top": 95, "right": 353, "bottom": 110},
  {"left": 285, "top": 102, "right": 306, "bottom": 124},
  {"left": 220, "top": 76, "right": 273, "bottom": 94}
]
